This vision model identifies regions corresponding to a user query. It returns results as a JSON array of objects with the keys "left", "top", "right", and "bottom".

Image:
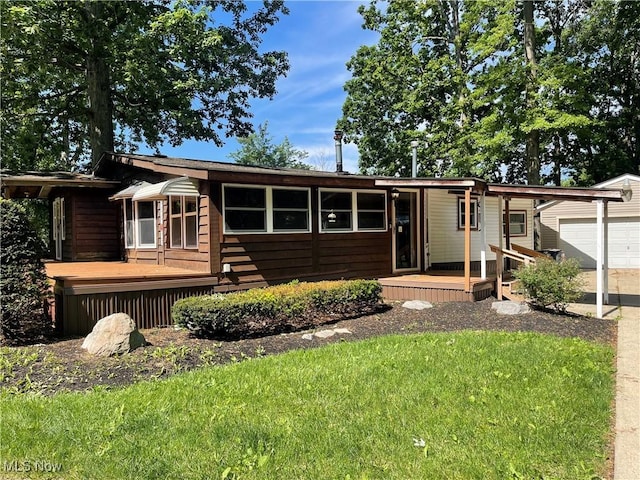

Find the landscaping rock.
[
  {"left": 491, "top": 301, "right": 531, "bottom": 315},
  {"left": 314, "top": 329, "right": 336, "bottom": 339},
  {"left": 333, "top": 328, "right": 352, "bottom": 335},
  {"left": 81, "top": 313, "right": 146, "bottom": 357},
  {"left": 402, "top": 300, "right": 433, "bottom": 310},
  {"left": 301, "top": 333, "right": 314, "bottom": 341}
]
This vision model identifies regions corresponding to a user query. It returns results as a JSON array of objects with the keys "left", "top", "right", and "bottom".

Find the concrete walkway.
[
  {"left": 567, "top": 270, "right": 639, "bottom": 479},
  {"left": 613, "top": 314, "right": 640, "bottom": 480}
]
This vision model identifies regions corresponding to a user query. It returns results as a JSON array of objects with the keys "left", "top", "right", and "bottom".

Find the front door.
[
  {"left": 52, "top": 197, "right": 65, "bottom": 261},
  {"left": 393, "top": 191, "right": 420, "bottom": 272}
]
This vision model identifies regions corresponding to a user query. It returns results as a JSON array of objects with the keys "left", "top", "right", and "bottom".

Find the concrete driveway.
[{"left": 568, "top": 269, "right": 640, "bottom": 320}]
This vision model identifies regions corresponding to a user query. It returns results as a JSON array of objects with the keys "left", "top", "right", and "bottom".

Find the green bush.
[
  {"left": 0, "top": 199, "right": 52, "bottom": 345},
  {"left": 172, "top": 279, "right": 382, "bottom": 339},
  {"left": 513, "top": 257, "right": 584, "bottom": 313}
]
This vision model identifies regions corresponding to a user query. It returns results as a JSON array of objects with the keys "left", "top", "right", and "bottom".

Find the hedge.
[
  {"left": 172, "top": 279, "right": 382, "bottom": 339},
  {"left": 1, "top": 199, "right": 52, "bottom": 345}
]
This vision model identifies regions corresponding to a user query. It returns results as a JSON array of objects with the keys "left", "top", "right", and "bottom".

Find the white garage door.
[{"left": 559, "top": 217, "right": 640, "bottom": 269}]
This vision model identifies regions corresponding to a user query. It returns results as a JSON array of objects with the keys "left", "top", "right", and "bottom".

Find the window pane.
[
  {"left": 322, "top": 211, "right": 352, "bottom": 230},
  {"left": 171, "top": 217, "right": 182, "bottom": 247},
  {"left": 358, "top": 211, "right": 385, "bottom": 230},
  {"left": 125, "top": 220, "right": 135, "bottom": 247},
  {"left": 225, "top": 210, "right": 266, "bottom": 231},
  {"left": 171, "top": 198, "right": 181, "bottom": 215},
  {"left": 138, "top": 219, "right": 155, "bottom": 245},
  {"left": 273, "top": 189, "right": 308, "bottom": 209},
  {"left": 185, "top": 198, "right": 197, "bottom": 213},
  {"left": 224, "top": 187, "right": 265, "bottom": 208},
  {"left": 274, "top": 211, "right": 308, "bottom": 230},
  {"left": 138, "top": 201, "right": 155, "bottom": 219},
  {"left": 185, "top": 216, "right": 198, "bottom": 247},
  {"left": 357, "top": 192, "right": 385, "bottom": 210},
  {"left": 321, "top": 191, "right": 351, "bottom": 210}
]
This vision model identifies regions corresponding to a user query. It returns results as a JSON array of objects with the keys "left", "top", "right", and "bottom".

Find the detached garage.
[{"left": 539, "top": 174, "right": 640, "bottom": 269}]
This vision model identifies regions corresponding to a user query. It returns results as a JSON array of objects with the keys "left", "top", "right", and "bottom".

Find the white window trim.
[
  {"left": 223, "top": 184, "right": 311, "bottom": 234},
  {"left": 169, "top": 196, "right": 199, "bottom": 249},
  {"left": 135, "top": 200, "right": 157, "bottom": 249},
  {"left": 503, "top": 210, "right": 527, "bottom": 237},
  {"left": 319, "top": 189, "right": 388, "bottom": 233},
  {"left": 457, "top": 196, "right": 480, "bottom": 230}
]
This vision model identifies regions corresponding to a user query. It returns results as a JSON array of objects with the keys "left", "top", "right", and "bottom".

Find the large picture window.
[
  {"left": 223, "top": 185, "right": 310, "bottom": 234},
  {"left": 320, "top": 189, "right": 387, "bottom": 232},
  {"left": 170, "top": 196, "right": 199, "bottom": 248}
]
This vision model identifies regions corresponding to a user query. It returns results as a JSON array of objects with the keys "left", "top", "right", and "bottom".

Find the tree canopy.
[
  {"left": 228, "top": 122, "right": 311, "bottom": 169},
  {"left": 1, "top": 0, "right": 290, "bottom": 170},
  {"left": 340, "top": 0, "right": 639, "bottom": 185}
]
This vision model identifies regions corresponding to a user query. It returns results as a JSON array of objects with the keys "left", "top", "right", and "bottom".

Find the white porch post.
[
  {"left": 480, "top": 191, "right": 487, "bottom": 280},
  {"left": 604, "top": 201, "right": 609, "bottom": 305},
  {"left": 596, "top": 199, "right": 603, "bottom": 318}
]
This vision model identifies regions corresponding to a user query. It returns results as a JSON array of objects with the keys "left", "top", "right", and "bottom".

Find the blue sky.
[{"left": 138, "top": 1, "right": 380, "bottom": 173}]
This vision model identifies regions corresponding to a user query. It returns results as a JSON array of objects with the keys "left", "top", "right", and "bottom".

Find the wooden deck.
[
  {"left": 46, "top": 261, "right": 218, "bottom": 335},
  {"left": 379, "top": 271, "right": 497, "bottom": 302}
]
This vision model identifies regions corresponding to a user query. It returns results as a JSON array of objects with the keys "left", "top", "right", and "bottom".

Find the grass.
[{"left": 1, "top": 331, "right": 614, "bottom": 479}]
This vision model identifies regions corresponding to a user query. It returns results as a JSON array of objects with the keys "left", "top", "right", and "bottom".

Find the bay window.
[{"left": 170, "top": 196, "right": 199, "bottom": 248}]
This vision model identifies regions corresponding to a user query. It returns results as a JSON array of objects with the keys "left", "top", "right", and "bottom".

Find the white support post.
[
  {"left": 596, "top": 200, "right": 604, "bottom": 318},
  {"left": 603, "top": 201, "right": 609, "bottom": 305},
  {"left": 480, "top": 191, "right": 487, "bottom": 279},
  {"left": 496, "top": 195, "right": 504, "bottom": 299}
]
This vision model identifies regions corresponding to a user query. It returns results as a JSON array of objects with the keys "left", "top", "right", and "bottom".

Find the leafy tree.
[
  {"left": 1, "top": 0, "right": 290, "bottom": 170},
  {"left": 340, "top": 0, "right": 637, "bottom": 184},
  {"left": 229, "top": 122, "right": 311, "bottom": 169}
]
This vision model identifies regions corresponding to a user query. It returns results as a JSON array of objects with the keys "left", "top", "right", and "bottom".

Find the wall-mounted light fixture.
[
  {"left": 328, "top": 210, "right": 337, "bottom": 223},
  {"left": 391, "top": 188, "right": 400, "bottom": 201}
]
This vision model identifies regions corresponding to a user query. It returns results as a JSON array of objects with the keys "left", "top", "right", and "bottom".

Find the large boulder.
[{"left": 81, "top": 313, "right": 146, "bottom": 357}]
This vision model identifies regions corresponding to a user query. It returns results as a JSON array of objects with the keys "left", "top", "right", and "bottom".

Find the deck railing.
[{"left": 488, "top": 244, "right": 539, "bottom": 300}]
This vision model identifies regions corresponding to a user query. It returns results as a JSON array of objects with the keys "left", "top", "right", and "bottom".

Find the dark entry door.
[{"left": 394, "top": 191, "right": 419, "bottom": 271}]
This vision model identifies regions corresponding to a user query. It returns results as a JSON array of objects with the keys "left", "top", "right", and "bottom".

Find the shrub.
[
  {"left": 513, "top": 257, "right": 584, "bottom": 313},
  {"left": 0, "top": 199, "right": 52, "bottom": 345},
  {"left": 172, "top": 279, "right": 382, "bottom": 339}
]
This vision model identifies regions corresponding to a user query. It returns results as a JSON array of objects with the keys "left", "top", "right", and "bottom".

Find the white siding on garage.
[
  {"left": 427, "top": 190, "right": 534, "bottom": 264},
  {"left": 559, "top": 217, "right": 640, "bottom": 269}
]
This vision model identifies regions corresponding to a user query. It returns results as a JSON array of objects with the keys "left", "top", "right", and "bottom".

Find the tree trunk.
[
  {"left": 86, "top": 2, "right": 114, "bottom": 168},
  {"left": 523, "top": 0, "right": 540, "bottom": 186}
]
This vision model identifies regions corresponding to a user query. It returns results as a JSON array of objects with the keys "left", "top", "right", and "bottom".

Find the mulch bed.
[{"left": 1, "top": 298, "right": 616, "bottom": 396}]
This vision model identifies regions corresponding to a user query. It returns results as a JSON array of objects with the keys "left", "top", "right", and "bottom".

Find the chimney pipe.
[
  {"left": 410, "top": 140, "right": 419, "bottom": 178},
  {"left": 334, "top": 129, "right": 344, "bottom": 173}
]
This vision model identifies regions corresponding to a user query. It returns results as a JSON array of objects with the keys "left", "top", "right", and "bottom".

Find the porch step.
[{"left": 501, "top": 278, "right": 526, "bottom": 302}]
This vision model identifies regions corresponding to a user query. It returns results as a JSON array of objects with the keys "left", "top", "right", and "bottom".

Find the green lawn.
[{"left": 1, "top": 331, "right": 614, "bottom": 479}]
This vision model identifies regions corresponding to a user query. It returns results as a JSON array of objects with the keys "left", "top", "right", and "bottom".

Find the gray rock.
[
  {"left": 314, "top": 329, "right": 336, "bottom": 339},
  {"left": 81, "top": 313, "right": 146, "bottom": 356},
  {"left": 301, "top": 333, "right": 314, "bottom": 341},
  {"left": 402, "top": 300, "right": 433, "bottom": 310},
  {"left": 333, "top": 328, "right": 352, "bottom": 335},
  {"left": 491, "top": 301, "right": 531, "bottom": 315}
]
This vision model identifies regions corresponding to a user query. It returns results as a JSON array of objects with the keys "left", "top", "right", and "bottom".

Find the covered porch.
[{"left": 377, "top": 179, "right": 632, "bottom": 316}]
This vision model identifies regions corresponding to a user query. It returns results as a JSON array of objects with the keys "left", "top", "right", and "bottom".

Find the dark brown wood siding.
[
  {"left": 52, "top": 190, "right": 120, "bottom": 262},
  {"left": 218, "top": 231, "right": 392, "bottom": 290}
]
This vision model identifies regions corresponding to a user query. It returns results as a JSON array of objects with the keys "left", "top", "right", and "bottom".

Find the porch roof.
[
  {"left": 0, "top": 170, "right": 120, "bottom": 199},
  {"left": 374, "top": 178, "right": 629, "bottom": 203}
]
